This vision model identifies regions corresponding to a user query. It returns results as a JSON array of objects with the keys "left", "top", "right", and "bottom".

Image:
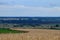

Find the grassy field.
[
  {"left": 0, "top": 28, "right": 60, "bottom": 40},
  {"left": 0, "top": 28, "right": 28, "bottom": 34}
]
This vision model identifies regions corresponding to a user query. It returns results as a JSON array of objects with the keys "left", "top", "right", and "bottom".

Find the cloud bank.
[
  {"left": 0, "top": 5, "right": 60, "bottom": 17},
  {"left": 0, "top": 0, "right": 60, "bottom": 17}
]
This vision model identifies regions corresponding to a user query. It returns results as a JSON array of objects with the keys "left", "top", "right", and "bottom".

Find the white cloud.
[
  {"left": 0, "top": 5, "right": 60, "bottom": 12},
  {"left": 0, "top": 5, "right": 60, "bottom": 16},
  {"left": 19, "top": 6, "right": 60, "bottom": 12},
  {"left": 0, "top": 5, "right": 24, "bottom": 9}
]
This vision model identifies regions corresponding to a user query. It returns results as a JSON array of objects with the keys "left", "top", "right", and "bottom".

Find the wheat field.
[{"left": 0, "top": 29, "right": 60, "bottom": 40}]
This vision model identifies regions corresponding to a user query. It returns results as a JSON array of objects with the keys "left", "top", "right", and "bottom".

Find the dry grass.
[{"left": 0, "top": 29, "right": 60, "bottom": 40}]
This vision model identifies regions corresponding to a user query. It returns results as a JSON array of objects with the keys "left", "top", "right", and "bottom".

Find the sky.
[{"left": 0, "top": 0, "right": 60, "bottom": 17}]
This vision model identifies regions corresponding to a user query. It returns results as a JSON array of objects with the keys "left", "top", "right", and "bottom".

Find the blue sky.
[{"left": 0, "top": 0, "right": 60, "bottom": 17}]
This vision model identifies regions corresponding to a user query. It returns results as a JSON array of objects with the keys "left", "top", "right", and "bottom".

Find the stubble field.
[{"left": 0, "top": 29, "right": 60, "bottom": 40}]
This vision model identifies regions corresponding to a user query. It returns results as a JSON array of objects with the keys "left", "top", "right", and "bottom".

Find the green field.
[{"left": 0, "top": 28, "right": 28, "bottom": 34}]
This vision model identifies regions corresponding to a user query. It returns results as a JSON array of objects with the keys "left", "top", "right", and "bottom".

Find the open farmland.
[{"left": 0, "top": 29, "right": 60, "bottom": 40}]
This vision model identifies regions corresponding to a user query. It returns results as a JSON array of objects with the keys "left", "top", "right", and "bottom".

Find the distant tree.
[
  {"left": 20, "top": 25, "right": 24, "bottom": 27},
  {"left": 30, "top": 24, "right": 35, "bottom": 27},
  {"left": 50, "top": 26, "right": 53, "bottom": 29},
  {"left": 14, "top": 25, "right": 17, "bottom": 27},
  {"left": 35, "top": 24, "right": 40, "bottom": 26},
  {"left": 55, "top": 24, "right": 59, "bottom": 27}
]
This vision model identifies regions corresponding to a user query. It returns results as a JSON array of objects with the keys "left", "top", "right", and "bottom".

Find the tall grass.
[{"left": 0, "top": 29, "right": 60, "bottom": 40}]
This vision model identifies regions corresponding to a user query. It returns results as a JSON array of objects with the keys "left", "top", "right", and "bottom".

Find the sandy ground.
[{"left": 0, "top": 29, "right": 60, "bottom": 40}]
